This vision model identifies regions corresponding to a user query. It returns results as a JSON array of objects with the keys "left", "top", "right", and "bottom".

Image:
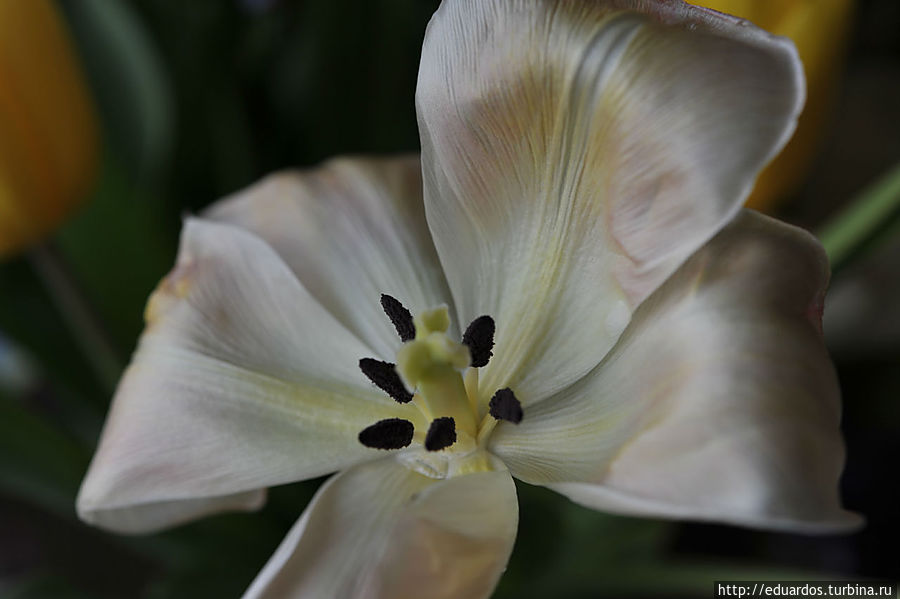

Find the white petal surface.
[
  {"left": 491, "top": 211, "right": 859, "bottom": 532},
  {"left": 206, "top": 155, "right": 454, "bottom": 359},
  {"left": 80, "top": 491, "right": 267, "bottom": 534},
  {"left": 244, "top": 459, "right": 518, "bottom": 599},
  {"left": 418, "top": 0, "right": 804, "bottom": 403},
  {"left": 78, "top": 219, "right": 422, "bottom": 533}
]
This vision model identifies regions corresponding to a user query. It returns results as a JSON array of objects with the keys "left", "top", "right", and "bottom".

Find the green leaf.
[
  {"left": 0, "top": 574, "right": 93, "bottom": 599},
  {"left": 496, "top": 483, "right": 674, "bottom": 598},
  {"left": 56, "top": 156, "right": 176, "bottom": 359},
  {"left": 60, "top": 0, "right": 175, "bottom": 186},
  {"left": 0, "top": 391, "right": 91, "bottom": 520},
  {"left": 0, "top": 260, "right": 107, "bottom": 411}
]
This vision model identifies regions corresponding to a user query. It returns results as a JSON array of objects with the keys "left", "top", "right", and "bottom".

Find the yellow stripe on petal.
[
  {"left": 0, "top": 0, "right": 99, "bottom": 257},
  {"left": 418, "top": 0, "right": 804, "bottom": 403}
]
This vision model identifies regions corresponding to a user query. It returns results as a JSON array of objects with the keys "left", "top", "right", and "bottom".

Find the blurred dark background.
[{"left": 0, "top": 0, "right": 898, "bottom": 597}]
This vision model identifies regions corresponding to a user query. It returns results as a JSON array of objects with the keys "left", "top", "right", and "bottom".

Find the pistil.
[
  {"left": 356, "top": 295, "right": 523, "bottom": 459},
  {"left": 396, "top": 306, "right": 477, "bottom": 437}
]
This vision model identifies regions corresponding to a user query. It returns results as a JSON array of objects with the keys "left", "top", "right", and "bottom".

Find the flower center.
[{"left": 356, "top": 295, "right": 523, "bottom": 474}]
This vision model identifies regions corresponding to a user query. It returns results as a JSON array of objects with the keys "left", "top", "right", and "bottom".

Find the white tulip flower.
[{"left": 77, "top": 1, "right": 860, "bottom": 597}]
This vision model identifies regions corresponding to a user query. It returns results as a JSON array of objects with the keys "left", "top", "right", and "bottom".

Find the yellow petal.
[
  {"left": 691, "top": 0, "right": 855, "bottom": 211},
  {"left": 0, "top": 0, "right": 99, "bottom": 257}
]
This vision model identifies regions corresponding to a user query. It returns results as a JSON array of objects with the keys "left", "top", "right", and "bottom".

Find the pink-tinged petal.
[
  {"left": 77, "top": 219, "right": 423, "bottom": 534},
  {"left": 244, "top": 459, "right": 518, "bottom": 599},
  {"left": 206, "top": 155, "right": 453, "bottom": 359},
  {"left": 491, "top": 211, "right": 860, "bottom": 532},
  {"left": 417, "top": 0, "right": 804, "bottom": 403}
]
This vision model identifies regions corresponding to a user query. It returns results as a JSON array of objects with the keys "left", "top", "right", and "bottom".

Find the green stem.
[
  {"left": 28, "top": 242, "right": 122, "bottom": 395},
  {"left": 818, "top": 162, "right": 900, "bottom": 272}
]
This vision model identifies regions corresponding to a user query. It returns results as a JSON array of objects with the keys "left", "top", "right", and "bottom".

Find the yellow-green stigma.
[
  {"left": 357, "top": 295, "right": 523, "bottom": 460},
  {"left": 397, "top": 304, "right": 476, "bottom": 438}
]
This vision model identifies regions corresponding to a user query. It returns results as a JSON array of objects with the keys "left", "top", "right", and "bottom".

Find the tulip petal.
[
  {"left": 695, "top": 0, "right": 855, "bottom": 211},
  {"left": 490, "top": 211, "right": 859, "bottom": 532},
  {"left": 78, "top": 219, "right": 423, "bottom": 533},
  {"left": 206, "top": 155, "right": 453, "bottom": 359},
  {"left": 244, "top": 459, "right": 518, "bottom": 599},
  {"left": 417, "top": 0, "right": 804, "bottom": 402},
  {"left": 79, "top": 490, "right": 267, "bottom": 534}
]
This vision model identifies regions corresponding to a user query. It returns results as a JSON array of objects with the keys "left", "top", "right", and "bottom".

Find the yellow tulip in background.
[
  {"left": 0, "top": 0, "right": 99, "bottom": 258},
  {"left": 692, "top": 0, "right": 855, "bottom": 211},
  {"left": 0, "top": 0, "right": 854, "bottom": 252}
]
